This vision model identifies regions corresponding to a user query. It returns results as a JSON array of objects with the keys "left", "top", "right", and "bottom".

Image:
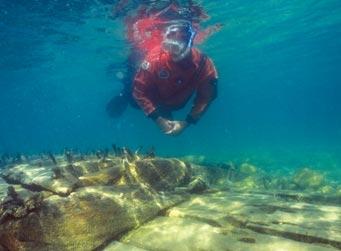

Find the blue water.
[{"left": 0, "top": 1, "right": 340, "bottom": 175}]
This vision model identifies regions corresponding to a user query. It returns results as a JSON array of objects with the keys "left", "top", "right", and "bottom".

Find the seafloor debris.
[
  {"left": 94, "top": 149, "right": 110, "bottom": 160},
  {"left": 13, "top": 153, "right": 24, "bottom": 164},
  {"left": 122, "top": 147, "right": 135, "bottom": 162},
  {"left": 112, "top": 144, "right": 123, "bottom": 156},
  {"left": 239, "top": 163, "right": 257, "bottom": 176},
  {"left": 47, "top": 152, "right": 57, "bottom": 165},
  {"left": 112, "top": 144, "right": 156, "bottom": 160},
  {"left": 64, "top": 149, "right": 74, "bottom": 164},
  {"left": 0, "top": 186, "right": 43, "bottom": 225},
  {"left": 293, "top": 167, "right": 325, "bottom": 190},
  {"left": 187, "top": 177, "right": 208, "bottom": 193},
  {"left": 95, "top": 150, "right": 102, "bottom": 159},
  {"left": 0, "top": 153, "right": 22, "bottom": 166},
  {"left": 145, "top": 146, "right": 156, "bottom": 159}
]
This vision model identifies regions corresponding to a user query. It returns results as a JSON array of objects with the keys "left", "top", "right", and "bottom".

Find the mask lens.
[
  {"left": 162, "top": 21, "right": 195, "bottom": 59},
  {"left": 165, "top": 24, "right": 191, "bottom": 43}
]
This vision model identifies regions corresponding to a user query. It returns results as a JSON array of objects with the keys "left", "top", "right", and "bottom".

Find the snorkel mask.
[{"left": 162, "top": 20, "right": 196, "bottom": 62}]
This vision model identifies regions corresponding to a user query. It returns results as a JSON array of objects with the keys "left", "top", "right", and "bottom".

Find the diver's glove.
[
  {"left": 165, "top": 120, "right": 189, "bottom": 136},
  {"left": 155, "top": 117, "right": 175, "bottom": 134}
]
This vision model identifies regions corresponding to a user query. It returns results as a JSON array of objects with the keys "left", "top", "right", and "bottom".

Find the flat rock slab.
[{"left": 116, "top": 191, "right": 340, "bottom": 251}]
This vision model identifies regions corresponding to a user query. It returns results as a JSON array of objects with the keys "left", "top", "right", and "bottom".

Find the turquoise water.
[{"left": 0, "top": 1, "right": 340, "bottom": 176}]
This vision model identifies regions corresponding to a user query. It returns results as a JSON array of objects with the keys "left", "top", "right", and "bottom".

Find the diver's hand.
[
  {"left": 155, "top": 117, "right": 175, "bottom": 134},
  {"left": 165, "top": 120, "right": 189, "bottom": 136}
]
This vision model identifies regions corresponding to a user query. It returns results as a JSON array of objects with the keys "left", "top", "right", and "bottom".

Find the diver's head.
[{"left": 162, "top": 20, "right": 196, "bottom": 62}]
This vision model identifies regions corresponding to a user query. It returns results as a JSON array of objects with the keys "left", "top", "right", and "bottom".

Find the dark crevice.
[
  {"left": 174, "top": 214, "right": 222, "bottom": 228},
  {"left": 252, "top": 191, "right": 341, "bottom": 207},
  {"left": 238, "top": 237, "right": 256, "bottom": 243},
  {"left": 251, "top": 204, "right": 297, "bottom": 214},
  {"left": 93, "top": 224, "right": 149, "bottom": 251},
  {"left": 247, "top": 224, "right": 341, "bottom": 250}
]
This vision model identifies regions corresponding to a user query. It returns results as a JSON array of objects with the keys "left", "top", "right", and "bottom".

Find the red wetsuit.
[{"left": 133, "top": 48, "right": 218, "bottom": 123}]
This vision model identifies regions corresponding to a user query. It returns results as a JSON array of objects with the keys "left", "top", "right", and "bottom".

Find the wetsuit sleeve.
[
  {"left": 186, "top": 57, "right": 218, "bottom": 124},
  {"left": 133, "top": 66, "right": 158, "bottom": 117}
]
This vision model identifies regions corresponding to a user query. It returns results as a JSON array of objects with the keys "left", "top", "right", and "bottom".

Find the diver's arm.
[
  {"left": 133, "top": 71, "right": 174, "bottom": 133},
  {"left": 186, "top": 55, "right": 218, "bottom": 124},
  {"left": 186, "top": 78, "right": 218, "bottom": 124},
  {"left": 132, "top": 80, "right": 157, "bottom": 116}
]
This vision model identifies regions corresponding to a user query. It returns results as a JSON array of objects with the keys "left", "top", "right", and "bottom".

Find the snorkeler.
[
  {"left": 106, "top": 1, "right": 219, "bottom": 135},
  {"left": 133, "top": 20, "right": 218, "bottom": 135}
]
